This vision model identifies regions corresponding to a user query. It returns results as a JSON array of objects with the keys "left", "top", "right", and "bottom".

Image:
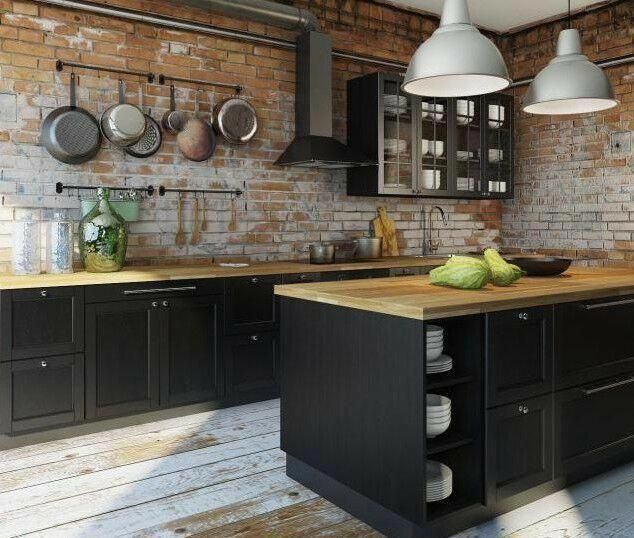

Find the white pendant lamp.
[
  {"left": 522, "top": 2, "right": 617, "bottom": 114},
  {"left": 402, "top": 0, "right": 510, "bottom": 97}
]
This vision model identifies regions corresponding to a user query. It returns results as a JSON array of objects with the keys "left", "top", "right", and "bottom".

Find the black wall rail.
[
  {"left": 56, "top": 59, "right": 156, "bottom": 83},
  {"left": 158, "top": 74, "right": 243, "bottom": 94},
  {"left": 55, "top": 182, "right": 156, "bottom": 196},
  {"left": 158, "top": 186, "right": 243, "bottom": 197}
]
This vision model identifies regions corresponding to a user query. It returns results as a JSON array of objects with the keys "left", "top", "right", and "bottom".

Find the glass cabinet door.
[
  {"left": 454, "top": 97, "right": 483, "bottom": 196},
  {"left": 418, "top": 97, "right": 449, "bottom": 195},
  {"left": 484, "top": 94, "right": 513, "bottom": 198},
  {"left": 381, "top": 77, "right": 415, "bottom": 195}
]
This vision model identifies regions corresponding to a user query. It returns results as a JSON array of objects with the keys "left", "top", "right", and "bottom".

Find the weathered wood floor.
[{"left": 0, "top": 399, "right": 632, "bottom": 537}]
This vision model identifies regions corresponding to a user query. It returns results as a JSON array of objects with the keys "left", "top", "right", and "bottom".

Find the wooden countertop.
[
  {"left": 0, "top": 257, "right": 444, "bottom": 290},
  {"left": 275, "top": 268, "right": 634, "bottom": 320}
]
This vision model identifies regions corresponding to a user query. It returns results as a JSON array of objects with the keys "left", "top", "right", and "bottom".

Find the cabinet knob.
[
  {"left": 40, "top": 290, "right": 48, "bottom": 297},
  {"left": 162, "top": 300, "right": 169, "bottom": 307},
  {"left": 518, "top": 312, "right": 529, "bottom": 320},
  {"left": 40, "top": 360, "right": 47, "bottom": 368},
  {"left": 251, "top": 277, "right": 259, "bottom": 284},
  {"left": 518, "top": 405, "right": 529, "bottom": 414},
  {"left": 299, "top": 274, "right": 307, "bottom": 280},
  {"left": 249, "top": 335, "right": 259, "bottom": 342},
  {"left": 151, "top": 301, "right": 159, "bottom": 308}
]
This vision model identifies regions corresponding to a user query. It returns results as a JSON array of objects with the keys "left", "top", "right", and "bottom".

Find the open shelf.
[
  {"left": 427, "top": 431, "right": 474, "bottom": 456},
  {"left": 427, "top": 373, "right": 474, "bottom": 390}
]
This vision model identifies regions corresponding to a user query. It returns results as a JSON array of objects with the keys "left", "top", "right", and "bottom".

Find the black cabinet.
[
  {"left": 486, "top": 306, "right": 553, "bottom": 407},
  {"left": 86, "top": 300, "right": 161, "bottom": 419},
  {"left": 486, "top": 394, "right": 553, "bottom": 503},
  {"left": 225, "top": 275, "right": 281, "bottom": 334},
  {"left": 225, "top": 332, "right": 279, "bottom": 398},
  {"left": 555, "top": 296, "right": 634, "bottom": 389},
  {"left": 1, "top": 287, "right": 84, "bottom": 361},
  {"left": 321, "top": 268, "right": 390, "bottom": 281},
  {"left": 0, "top": 354, "right": 84, "bottom": 433},
  {"left": 555, "top": 374, "right": 634, "bottom": 478},
  {"left": 282, "top": 272, "right": 322, "bottom": 284},
  {"left": 160, "top": 296, "right": 223, "bottom": 406}
]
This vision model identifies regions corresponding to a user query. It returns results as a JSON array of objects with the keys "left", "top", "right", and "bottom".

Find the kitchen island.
[{"left": 275, "top": 268, "right": 634, "bottom": 538}]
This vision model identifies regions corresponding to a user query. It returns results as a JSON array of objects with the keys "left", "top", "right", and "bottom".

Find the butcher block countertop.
[
  {"left": 274, "top": 267, "right": 634, "bottom": 320},
  {"left": 0, "top": 256, "right": 444, "bottom": 290}
]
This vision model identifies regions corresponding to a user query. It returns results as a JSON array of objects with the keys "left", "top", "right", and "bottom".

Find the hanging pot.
[
  {"left": 125, "top": 84, "right": 163, "bottom": 158},
  {"left": 40, "top": 72, "right": 102, "bottom": 164},
  {"left": 161, "top": 84, "right": 187, "bottom": 134},
  {"left": 213, "top": 96, "right": 258, "bottom": 145},
  {"left": 100, "top": 80, "right": 145, "bottom": 148},
  {"left": 177, "top": 90, "right": 216, "bottom": 162}
]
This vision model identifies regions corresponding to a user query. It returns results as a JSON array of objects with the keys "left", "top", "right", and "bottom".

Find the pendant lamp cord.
[{"left": 568, "top": 0, "right": 572, "bottom": 29}]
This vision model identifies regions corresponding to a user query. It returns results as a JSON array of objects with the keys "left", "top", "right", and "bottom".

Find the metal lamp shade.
[
  {"left": 402, "top": 0, "right": 510, "bottom": 97},
  {"left": 523, "top": 29, "right": 618, "bottom": 115}
]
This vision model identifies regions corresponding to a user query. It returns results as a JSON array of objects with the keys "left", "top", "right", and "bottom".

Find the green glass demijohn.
[{"left": 79, "top": 187, "right": 128, "bottom": 272}]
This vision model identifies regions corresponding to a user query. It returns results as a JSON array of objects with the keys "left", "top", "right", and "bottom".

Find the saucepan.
[
  {"left": 100, "top": 80, "right": 145, "bottom": 148},
  {"left": 353, "top": 237, "right": 383, "bottom": 260},
  {"left": 309, "top": 243, "right": 335, "bottom": 264}
]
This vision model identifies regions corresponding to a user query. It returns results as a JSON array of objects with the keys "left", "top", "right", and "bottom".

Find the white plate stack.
[
  {"left": 427, "top": 393, "right": 451, "bottom": 438},
  {"left": 384, "top": 94, "right": 407, "bottom": 115},
  {"left": 426, "top": 325, "right": 453, "bottom": 374},
  {"left": 384, "top": 138, "right": 407, "bottom": 154},
  {"left": 426, "top": 460, "right": 453, "bottom": 502}
]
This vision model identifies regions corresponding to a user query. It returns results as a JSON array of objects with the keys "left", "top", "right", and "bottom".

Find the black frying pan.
[
  {"left": 41, "top": 72, "right": 101, "bottom": 164},
  {"left": 503, "top": 255, "right": 572, "bottom": 276}
]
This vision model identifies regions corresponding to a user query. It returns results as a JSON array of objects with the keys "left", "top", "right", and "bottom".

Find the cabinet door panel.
[
  {"left": 487, "top": 394, "right": 553, "bottom": 503},
  {"left": 86, "top": 300, "right": 160, "bottom": 419},
  {"left": 225, "top": 275, "right": 280, "bottom": 334},
  {"left": 225, "top": 332, "right": 278, "bottom": 397},
  {"left": 486, "top": 306, "right": 553, "bottom": 407},
  {"left": 161, "top": 296, "right": 222, "bottom": 406}
]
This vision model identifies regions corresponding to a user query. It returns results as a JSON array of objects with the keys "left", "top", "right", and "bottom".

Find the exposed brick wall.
[
  {"left": 499, "top": 1, "right": 633, "bottom": 266},
  {"left": 0, "top": 0, "right": 502, "bottom": 271}
]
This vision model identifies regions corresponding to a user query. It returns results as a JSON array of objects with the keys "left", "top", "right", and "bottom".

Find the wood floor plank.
[
  {"left": 0, "top": 400, "right": 279, "bottom": 466},
  {"left": 0, "top": 416, "right": 279, "bottom": 493},
  {"left": 311, "top": 518, "right": 384, "bottom": 537},
  {"left": 0, "top": 433, "right": 279, "bottom": 515}
]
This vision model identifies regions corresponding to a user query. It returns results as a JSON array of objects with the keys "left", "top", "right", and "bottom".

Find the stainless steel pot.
[
  {"left": 354, "top": 237, "right": 383, "bottom": 259},
  {"left": 100, "top": 80, "right": 145, "bottom": 148},
  {"left": 309, "top": 243, "right": 335, "bottom": 264}
]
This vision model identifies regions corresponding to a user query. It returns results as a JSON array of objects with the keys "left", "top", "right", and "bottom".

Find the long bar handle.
[
  {"left": 123, "top": 286, "right": 197, "bottom": 295},
  {"left": 578, "top": 298, "right": 634, "bottom": 310},
  {"left": 582, "top": 376, "right": 634, "bottom": 396}
]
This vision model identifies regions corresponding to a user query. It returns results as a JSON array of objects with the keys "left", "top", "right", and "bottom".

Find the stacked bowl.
[
  {"left": 427, "top": 393, "right": 451, "bottom": 438},
  {"left": 426, "top": 325, "right": 453, "bottom": 374},
  {"left": 426, "top": 460, "right": 453, "bottom": 502}
]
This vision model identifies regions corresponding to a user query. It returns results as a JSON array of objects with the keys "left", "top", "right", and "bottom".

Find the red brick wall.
[
  {"left": 0, "top": 0, "right": 502, "bottom": 270},
  {"left": 499, "top": 1, "right": 633, "bottom": 265}
]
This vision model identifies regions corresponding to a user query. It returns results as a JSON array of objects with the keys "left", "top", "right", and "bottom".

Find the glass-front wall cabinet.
[{"left": 347, "top": 72, "right": 513, "bottom": 200}]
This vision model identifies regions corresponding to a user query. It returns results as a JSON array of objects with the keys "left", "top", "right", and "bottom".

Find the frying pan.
[
  {"left": 161, "top": 84, "right": 187, "bottom": 135},
  {"left": 41, "top": 72, "right": 102, "bottom": 164},
  {"left": 177, "top": 90, "right": 216, "bottom": 162},
  {"left": 125, "top": 85, "right": 163, "bottom": 158},
  {"left": 100, "top": 80, "right": 145, "bottom": 148},
  {"left": 503, "top": 255, "right": 572, "bottom": 276},
  {"left": 214, "top": 97, "right": 257, "bottom": 145}
]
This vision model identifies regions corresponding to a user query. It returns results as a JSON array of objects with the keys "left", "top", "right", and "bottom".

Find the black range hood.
[{"left": 275, "top": 31, "right": 374, "bottom": 169}]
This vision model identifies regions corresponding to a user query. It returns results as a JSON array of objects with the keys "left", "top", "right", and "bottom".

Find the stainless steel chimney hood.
[{"left": 274, "top": 31, "right": 374, "bottom": 169}]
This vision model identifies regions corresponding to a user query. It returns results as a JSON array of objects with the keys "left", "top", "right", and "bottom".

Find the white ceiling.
[{"left": 377, "top": 0, "right": 607, "bottom": 32}]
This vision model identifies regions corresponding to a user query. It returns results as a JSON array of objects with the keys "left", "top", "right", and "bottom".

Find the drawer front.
[
  {"left": 282, "top": 272, "right": 321, "bottom": 284},
  {"left": 321, "top": 268, "right": 390, "bottom": 282},
  {"left": 225, "top": 275, "right": 281, "bottom": 335},
  {"left": 1, "top": 287, "right": 84, "bottom": 361},
  {"left": 486, "top": 306, "right": 553, "bottom": 407},
  {"left": 0, "top": 354, "right": 84, "bottom": 433},
  {"left": 555, "top": 374, "right": 634, "bottom": 478},
  {"left": 486, "top": 394, "right": 553, "bottom": 504},
  {"left": 389, "top": 267, "right": 422, "bottom": 277},
  {"left": 85, "top": 280, "right": 204, "bottom": 303},
  {"left": 555, "top": 296, "right": 634, "bottom": 389},
  {"left": 224, "top": 332, "right": 279, "bottom": 396}
]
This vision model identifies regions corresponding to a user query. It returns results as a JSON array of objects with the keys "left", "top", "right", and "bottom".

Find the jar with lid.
[
  {"left": 12, "top": 218, "right": 41, "bottom": 275},
  {"left": 46, "top": 212, "right": 74, "bottom": 274}
]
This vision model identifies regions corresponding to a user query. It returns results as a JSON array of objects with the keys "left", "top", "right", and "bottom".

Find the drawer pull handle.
[
  {"left": 162, "top": 300, "right": 169, "bottom": 307},
  {"left": 518, "top": 405, "right": 529, "bottom": 414},
  {"left": 123, "top": 286, "right": 196, "bottom": 295},
  {"left": 518, "top": 312, "right": 529, "bottom": 320},
  {"left": 151, "top": 301, "right": 159, "bottom": 308},
  {"left": 40, "top": 360, "right": 47, "bottom": 368},
  {"left": 578, "top": 298, "right": 634, "bottom": 310},
  {"left": 250, "top": 335, "right": 260, "bottom": 342},
  {"left": 40, "top": 290, "right": 48, "bottom": 297},
  {"left": 251, "top": 277, "right": 259, "bottom": 284},
  {"left": 582, "top": 376, "right": 634, "bottom": 396}
]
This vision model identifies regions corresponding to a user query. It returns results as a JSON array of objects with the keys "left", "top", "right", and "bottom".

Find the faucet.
[{"left": 422, "top": 206, "right": 448, "bottom": 256}]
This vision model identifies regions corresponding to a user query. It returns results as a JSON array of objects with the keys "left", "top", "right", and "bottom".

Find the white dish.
[
  {"left": 427, "top": 346, "right": 443, "bottom": 361},
  {"left": 426, "top": 461, "right": 453, "bottom": 501},
  {"left": 427, "top": 355, "right": 453, "bottom": 374},
  {"left": 427, "top": 324, "right": 444, "bottom": 334},
  {"left": 427, "top": 394, "right": 451, "bottom": 410},
  {"left": 219, "top": 263, "right": 250, "bottom": 268}
]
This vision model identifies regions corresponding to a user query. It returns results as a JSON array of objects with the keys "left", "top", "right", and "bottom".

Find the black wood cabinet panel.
[
  {"left": 320, "top": 269, "right": 390, "bottom": 282},
  {"left": 84, "top": 280, "right": 202, "bottom": 303},
  {"left": 555, "top": 375, "right": 634, "bottom": 478},
  {"left": 225, "top": 275, "right": 281, "bottom": 335},
  {"left": 0, "top": 354, "right": 84, "bottom": 433},
  {"left": 160, "top": 296, "right": 223, "bottom": 406},
  {"left": 555, "top": 296, "right": 634, "bottom": 389},
  {"left": 486, "top": 306, "right": 553, "bottom": 407},
  {"left": 282, "top": 272, "right": 322, "bottom": 284},
  {"left": 1, "top": 287, "right": 84, "bottom": 361},
  {"left": 225, "top": 332, "right": 278, "bottom": 397},
  {"left": 486, "top": 394, "right": 553, "bottom": 504},
  {"left": 85, "top": 300, "right": 160, "bottom": 419}
]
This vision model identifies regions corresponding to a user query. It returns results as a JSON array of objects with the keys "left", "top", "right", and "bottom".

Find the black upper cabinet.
[
  {"left": 86, "top": 300, "right": 161, "bottom": 419},
  {"left": 486, "top": 306, "right": 553, "bottom": 407},
  {"left": 160, "top": 296, "right": 223, "bottom": 406},
  {"left": 555, "top": 296, "right": 634, "bottom": 389},
  {"left": 346, "top": 72, "right": 513, "bottom": 199},
  {"left": 486, "top": 394, "right": 553, "bottom": 504},
  {"left": 225, "top": 275, "right": 281, "bottom": 335},
  {"left": 1, "top": 287, "right": 84, "bottom": 361}
]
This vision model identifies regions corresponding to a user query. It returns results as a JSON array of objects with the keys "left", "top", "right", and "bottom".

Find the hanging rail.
[
  {"left": 56, "top": 182, "right": 156, "bottom": 196},
  {"left": 56, "top": 59, "right": 156, "bottom": 83},
  {"left": 158, "top": 74, "right": 242, "bottom": 94},
  {"left": 158, "top": 186, "right": 243, "bottom": 197}
]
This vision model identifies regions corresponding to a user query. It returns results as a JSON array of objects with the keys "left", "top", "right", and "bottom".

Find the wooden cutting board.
[{"left": 372, "top": 207, "right": 399, "bottom": 256}]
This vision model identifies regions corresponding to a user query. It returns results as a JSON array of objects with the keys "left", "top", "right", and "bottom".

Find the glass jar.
[
  {"left": 12, "top": 218, "right": 41, "bottom": 275},
  {"left": 46, "top": 212, "right": 74, "bottom": 274},
  {"left": 79, "top": 187, "right": 128, "bottom": 272}
]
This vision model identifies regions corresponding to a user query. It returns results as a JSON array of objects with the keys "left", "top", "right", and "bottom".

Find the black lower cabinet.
[
  {"left": 224, "top": 332, "right": 279, "bottom": 399},
  {"left": 160, "top": 296, "right": 223, "bottom": 406},
  {"left": 0, "top": 354, "right": 84, "bottom": 433},
  {"left": 555, "top": 374, "right": 634, "bottom": 478},
  {"left": 486, "top": 394, "right": 553, "bottom": 504},
  {"left": 86, "top": 300, "right": 161, "bottom": 419}
]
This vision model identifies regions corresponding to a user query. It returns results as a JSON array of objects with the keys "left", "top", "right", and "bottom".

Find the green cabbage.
[
  {"left": 483, "top": 248, "right": 523, "bottom": 286},
  {"left": 446, "top": 255, "right": 492, "bottom": 279},
  {"left": 429, "top": 263, "right": 490, "bottom": 290}
]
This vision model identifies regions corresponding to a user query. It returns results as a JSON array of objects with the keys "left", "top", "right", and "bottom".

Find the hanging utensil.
[
  {"left": 41, "top": 72, "right": 102, "bottom": 164},
  {"left": 213, "top": 96, "right": 258, "bottom": 145},
  {"left": 190, "top": 195, "right": 201, "bottom": 245},
  {"left": 126, "top": 83, "right": 163, "bottom": 158},
  {"left": 178, "top": 89, "right": 217, "bottom": 162},
  {"left": 175, "top": 193, "right": 186, "bottom": 246},
  {"left": 228, "top": 195, "right": 237, "bottom": 232},
  {"left": 161, "top": 84, "right": 187, "bottom": 134},
  {"left": 200, "top": 193, "right": 208, "bottom": 232},
  {"left": 100, "top": 80, "right": 145, "bottom": 148}
]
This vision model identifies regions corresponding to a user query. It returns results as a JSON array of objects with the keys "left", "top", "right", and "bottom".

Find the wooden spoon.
[
  {"left": 175, "top": 194, "right": 186, "bottom": 246},
  {"left": 200, "top": 194, "right": 208, "bottom": 232},
  {"left": 190, "top": 196, "right": 201, "bottom": 245}
]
